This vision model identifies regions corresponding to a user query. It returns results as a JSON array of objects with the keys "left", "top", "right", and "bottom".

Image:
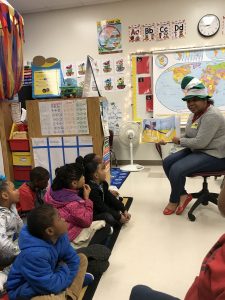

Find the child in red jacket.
[
  {"left": 17, "top": 167, "right": 49, "bottom": 215},
  {"left": 130, "top": 183, "right": 225, "bottom": 300}
]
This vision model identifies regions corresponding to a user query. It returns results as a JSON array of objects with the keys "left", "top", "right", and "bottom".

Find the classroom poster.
[
  {"left": 156, "top": 21, "right": 171, "bottom": 40},
  {"left": 146, "top": 95, "right": 153, "bottom": 112},
  {"left": 115, "top": 75, "right": 128, "bottom": 91},
  {"left": 138, "top": 77, "right": 151, "bottom": 94},
  {"left": 128, "top": 24, "right": 142, "bottom": 42},
  {"left": 76, "top": 61, "right": 86, "bottom": 77},
  {"left": 142, "top": 23, "right": 156, "bottom": 42},
  {"left": 97, "top": 19, "right": 122, "bottom": 54},
  {"left": 114, "top": 57, "right": 126, "bottom": 74},
  {"left": 62, "top": 63, "right": 76, "bottom": 78},
  {"left": 142, "top": 116, "right": 180, "bottom": 143},
  {"left": 108, "top": 101, "right": 123, "bottom": 135},
  {"left": 171, "top": 20, "right": 186, "bottom": 39},
  {"left": 102, "top": 76, "right": 115, "bottom": 92},
  {"left": 131, "top": 54, "right": 153, "bottom": 121},
  {"left": 136, "top": 56, "right": 150, "bottom": 74},
  {"left": 101, "top": 58, "right": 114, "bottom": 75},
  {"left": 153, "top": 47, "right": 225, "bottom": 117},
  {"left": 33, "top": 69, "right": 61, "bottom": 98}
]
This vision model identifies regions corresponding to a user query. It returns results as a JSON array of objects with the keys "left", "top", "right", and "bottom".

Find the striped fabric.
[{"left": 0, "top": 0, "right": 24, "bottom": 100}]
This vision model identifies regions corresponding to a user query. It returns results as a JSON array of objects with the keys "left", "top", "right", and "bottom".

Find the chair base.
[{"left": 188, "top": 177, "right": 218, "bottom": 222}]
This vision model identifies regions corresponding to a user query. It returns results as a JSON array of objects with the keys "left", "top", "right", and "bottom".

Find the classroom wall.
[{"left": 23, "top": 0, "right": 225, "bottom": 162}]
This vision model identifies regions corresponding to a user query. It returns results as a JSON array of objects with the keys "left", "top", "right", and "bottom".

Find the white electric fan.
[{"left": 119, "top": 121, "right": 144, "bottom": 172}]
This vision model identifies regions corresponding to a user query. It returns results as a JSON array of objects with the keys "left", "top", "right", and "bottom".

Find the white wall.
[{"left": 23, "top": 0, "right": 225, "bottom": 161}]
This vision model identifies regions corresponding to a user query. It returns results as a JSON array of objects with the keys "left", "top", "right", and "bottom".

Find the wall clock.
[{"left": 198, "top": 14, "right": 220, "bottom": 37}]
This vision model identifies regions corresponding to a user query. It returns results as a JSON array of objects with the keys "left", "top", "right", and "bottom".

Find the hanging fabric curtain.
[{"left": 0, "top": 0, "right": 24, "bottom": 100}]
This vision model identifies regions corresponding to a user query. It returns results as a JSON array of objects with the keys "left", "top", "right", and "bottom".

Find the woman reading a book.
[{"left": 160, "top": 76, "right": 225, "bottom": 216}]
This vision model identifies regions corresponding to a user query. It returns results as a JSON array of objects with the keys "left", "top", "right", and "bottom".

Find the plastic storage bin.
[
  {"left": 13, "top": 166, "right": 32, "bottom": 181},
  {"left": 12, "top": 152, "right": 32, "bottom": 166},
  {"left": 9, "top": 123, "right": 30, "bottom": 151}
]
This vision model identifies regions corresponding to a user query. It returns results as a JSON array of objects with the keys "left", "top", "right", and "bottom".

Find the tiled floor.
[{"left": 94, "top": 166, "right": 225, "bottom": 300}]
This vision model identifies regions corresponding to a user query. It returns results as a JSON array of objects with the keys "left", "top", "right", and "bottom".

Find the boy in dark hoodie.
[{"left": 7, "top": 204, "right": 94, "bottom": 300}]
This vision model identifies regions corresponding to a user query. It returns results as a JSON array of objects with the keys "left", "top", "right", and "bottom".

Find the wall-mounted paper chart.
[
  {"left": 32, "top": 136, "right": 93, "bottom": 182},
  {"left": 39, "top": 99, "right": 89, "bottom": 136}
]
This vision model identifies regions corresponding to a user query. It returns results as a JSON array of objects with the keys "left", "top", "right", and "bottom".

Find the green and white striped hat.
[{"left": 181, "top": 76, "right": 211, "bottom": 101}]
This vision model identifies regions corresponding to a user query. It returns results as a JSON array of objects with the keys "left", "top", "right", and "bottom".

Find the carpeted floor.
[
  {"left": 81, "top": 197, "right": 133, "bottom": 300},
  {"left": 110, "top": 168, "right": 130, "bottom": 189}
]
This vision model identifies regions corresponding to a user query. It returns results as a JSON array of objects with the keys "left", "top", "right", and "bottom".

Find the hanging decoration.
[{"left": 0, "top": 0, "right": 24, "bottom": 100}]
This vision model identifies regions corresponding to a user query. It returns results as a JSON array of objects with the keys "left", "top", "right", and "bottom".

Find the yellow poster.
[
  {"left": 33, "top": 69, "right": 60, "bottom": 96},
  {"left": 142, "top": 116, "right": 180, "bottom": 143}
]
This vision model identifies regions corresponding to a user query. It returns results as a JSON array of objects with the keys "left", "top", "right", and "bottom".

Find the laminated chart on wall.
[
  {"left": 153, "top": 46, "right": 225, "bottom": 122},
  {"left": 131, "top": 54, "right": 153, "bottom": 122},
  {"left": 39, "top": 99, "right": 89, "bottom": 136},
  {"left": 32, "top": 136, "right": 93, "bottom": 182}
]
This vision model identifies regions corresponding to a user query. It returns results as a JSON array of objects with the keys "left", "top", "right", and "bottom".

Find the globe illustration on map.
[{"left": 155, "top": 61, "right": 225, "bottom": 112}]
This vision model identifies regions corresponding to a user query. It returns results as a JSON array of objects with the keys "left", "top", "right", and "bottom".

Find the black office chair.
[{"left": 188, "top": 171, "right": 225, "bottom": 222}]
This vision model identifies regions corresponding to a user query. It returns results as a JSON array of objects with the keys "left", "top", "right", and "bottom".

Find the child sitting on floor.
[
  {"left": 7, "top": 204, "right": 93, "bottom": 300},
  {"left": 0, "top": 179, "right": 23, "bottom": 291},
  {"left": 45, "top": 163, "right": 111, "bottom": 248},
  {"left": 17, "top": 166, "right": 50, "bottom": 215},
  {"left": 76, "top": 153, "right": 120, "bottom": 198},
  {"left": 83, "top": 158, "right": 131, "bottom": 227}
]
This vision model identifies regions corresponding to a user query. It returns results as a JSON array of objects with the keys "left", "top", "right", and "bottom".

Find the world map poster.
[{"left": 153, "top": 47, "right": 225, "bottom": 118}]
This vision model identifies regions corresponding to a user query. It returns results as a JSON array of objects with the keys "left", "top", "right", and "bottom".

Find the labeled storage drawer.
[
  {"left": 9, "top": 123, "right": 30, "bottom": 151},
  {"left": 13, "top": 166, "right": 32, "bottom": 181},
  {"left": 12, "top": 152, "right": 32, "bottom": 166},
  {"left": 9, "top": 139, "right": 30, "bottom": 151}
]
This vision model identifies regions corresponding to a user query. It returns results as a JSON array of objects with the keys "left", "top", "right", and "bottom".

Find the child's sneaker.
[{"left": 83, "top": 272, "right": 94, "bottom": 287}]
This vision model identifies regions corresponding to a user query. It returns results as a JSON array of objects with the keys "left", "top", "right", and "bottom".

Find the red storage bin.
[
  {"left": 8, "top": 123, "right": 30, "bottom": 151},
  {"left": 9, "top": 139, "right": 30, "bottom": 151},
  {"left": 13, "top": 166, "right": 32, "bottom": 181}
]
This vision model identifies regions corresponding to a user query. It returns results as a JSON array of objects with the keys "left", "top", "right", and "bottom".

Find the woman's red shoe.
[
  {"left": 176, "top": 194, "right": 193, "bottom": 215},
  {"left": 163, "top": 206, "right": 177, "bottom": 215}
]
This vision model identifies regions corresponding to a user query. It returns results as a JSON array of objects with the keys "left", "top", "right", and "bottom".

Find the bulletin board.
[
  {"left": 26, "top": 97, "right": 110, "bottom": 182},
  {"left": 61, "top": 54, "right": 132, "bottom": 135},
  {"left": 131, "top": 53, "right": 153, "bottom": 122}
]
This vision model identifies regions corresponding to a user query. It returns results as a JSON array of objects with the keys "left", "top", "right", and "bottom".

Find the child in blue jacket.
[{"left": 7, "top": 204, "right": 94, "bottom": 300}]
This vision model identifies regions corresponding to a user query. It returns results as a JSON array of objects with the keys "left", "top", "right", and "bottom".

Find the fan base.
[{"left": 120, "top": 164, "right": 144, "bottom": 172}]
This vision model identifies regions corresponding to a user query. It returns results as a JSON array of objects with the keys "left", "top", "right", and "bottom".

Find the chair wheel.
[{"left": 188, "top": 213, "right": 196, "bottom": 222}]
